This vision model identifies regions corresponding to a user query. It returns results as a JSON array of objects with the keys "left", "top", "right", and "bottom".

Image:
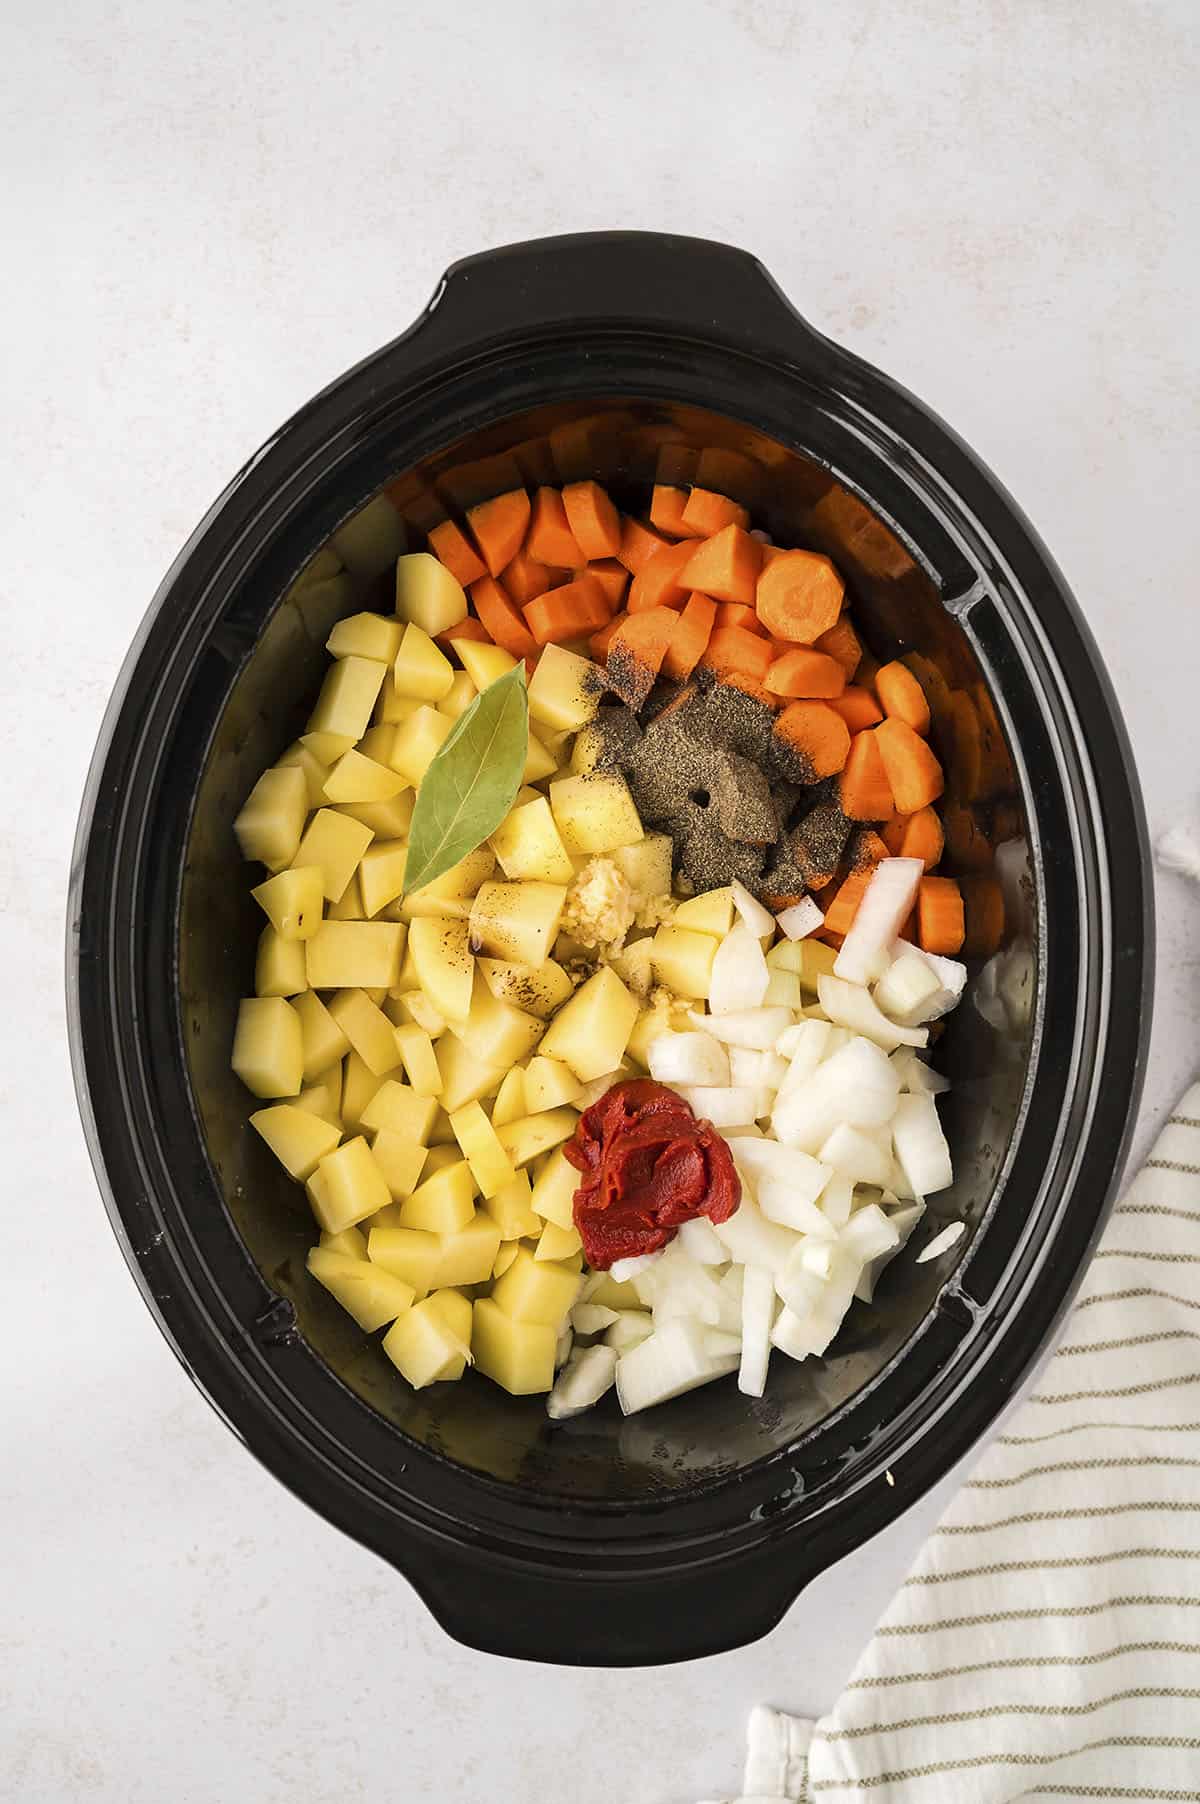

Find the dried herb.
[{"left": 404, "top": 663, "right": 528, "bottom": 893}]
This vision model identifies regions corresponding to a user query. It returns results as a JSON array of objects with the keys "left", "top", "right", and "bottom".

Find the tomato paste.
[{"left": 564, "top": 1079, "right": 741, "bottom": 1269}]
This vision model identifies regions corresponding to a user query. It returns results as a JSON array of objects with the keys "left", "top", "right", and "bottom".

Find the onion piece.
[
  {"left": 605, "top": 1310, "right": 655, "bottom": 1352},
  {"left": 709, "top": 922, "right": 770, "bottom": 1016},
  {"left": 820, "top": 1173, "right": 854, "bottom": 1226},
  {"left": 776, "top": 896, "right": 824, "bottom": 941},
  {"left": 840, "top": 1201, "right": 901, "bottom": 1264},
  {"left": 890, "top": 1046, "right": 950, "bottom": 1096},
  {"left": 547, "top": 1344, "right": 617, "bottom": 1419},
  {"left": 647, "top": 1030, "right": 730, "bottom": 1087},
  {"left": 570, "top": 1302, "right": 619, "bottom": 1334},
  {"left": 873, "top": 949, "right": 944, "bottom": 1026},
  {"left": 817, "top": 974, "right": 929, "bottom": 1051},
  {"left": 615, "top": 1318, "right": 739, "bottom": 1415},
  {"left": 688, "top": 1006, "right": 793, "bottom": 1050},
  {"left": 726, "top": 1136, "right": 835, "bottom": 1236},
  {"left": 818, "top": 1122, "right": 895, "bottom": 1189},
  {"left": 610, "top": 1251, "right": 663, "bottom": 1285},
  {"left": 704, "top": 1328, "right": 743, "bottom": 1360},
  {"left": 738, "top": 1263, "right": 775, "bottom": 1397},
  {"left": 728, "top": 1047, "right": 789, "bottom": 1092},
  {"left": 800, "top": 1239, "right": 836, "bottom": 1280},
  {"left": 731, "top": 878, "right": 776, "bottom": 939},
  {"left": 855, "top": 1201, "right": 924, "bottom": 1301},
  {"left": 892, "top": 1091, "right": 954, "bottom": 1196},
  {"left": 713, "top": 1193, "right": 799, "bottom": 1275},
  {"left": 677, "top": 1215, "right": 729, "bottom": 1265},
  {"left": 834, "top": 857, "right": 924, "bottom": 986},
  {"left": 674, "top": 1084, "right": 766, "bottom": 1128},
  {"left": 916, "top": 1220, "right": 966, "bottom": 1263}
]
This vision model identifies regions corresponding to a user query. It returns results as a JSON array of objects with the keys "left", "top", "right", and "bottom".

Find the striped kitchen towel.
[{"left": 710, "top": 1084, "right": 1200, "bottom": 1803}]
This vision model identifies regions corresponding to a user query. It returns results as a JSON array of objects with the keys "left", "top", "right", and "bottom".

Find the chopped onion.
[
  {"left": 647, "top": 1030, "right": 730, "bottom": 1087},
  {"left": 770, "top": 1306, "right": 813, "bottom": 1362},
  {"left": 726, "top": 1137, "right": 835, "bottom": 1236},
  {"left": 713, "top": 1193, "right": 799, "bottom": 1274},
  {"left": 800, "top": 1239, "right": 836, "bottom": 1280},
  {"left": 731, "top": 878, "right": 776, "bottom": 939},
  {"left": 774, "top": 1019, "right": 834, "bottom": 1095},
  {"left": 570, "top": 1302, "right": 619, "bottom": 1334},
  {"left": 834, "top": 857, "right": 924, "bottom": 987},
  {"left": 610, "top": 1251, "right": 663, "bottom": 1285},
  {"left": 776, "top": 896, "right": 824, "bottom": 941},
  {"left": 873, "top": 949, "right": 944, "bottom": 1026},
  {"left": 547, "top": 1344, "right": 617, "bottom": 1420},
  {"left": 856, "top": 1202, "right": 924, "bottom": 1301},
  {"left": 704, "top": 1328, "right": 743, "bottom": 1360},
  {"left": 688, "top": 1005, "right": 793, "bottom": 1050},
  {"left": 709, "top": 922, "right": 770, "bottom": 1016},
  {"left": 675, "top": 1084, "right": 765, "bottom": 1128},
  {"left": 555, "top": 1325, "right": 573, "bottom": 1370},
  {"left": 651, "top": 1251, "right": 725, "bottom": 1325},
  {"left": 738, "top": 1264, "right": 775, "bottom": 1397},
  {"left": 729, "top": 1047, "right": 789, "bottom": 1092},
  {"left": 916, "top": 1220, "right": 966, "bottom": 1263},
  {"left": 892, "top": 1092, "right": 953, "bottom": 1196},
  {"left": 773, "top": 1035, "right": 901, "bottom": 1151},
  {"left": 890, "top": 1046, "right": 950, "bottom": 1095},
  {"left": 605, "top": 1310, "right": 655, "bottom": 1352},
  {"left": 820, "top": 1173, "right": 854, "bottom": 1226},
  {"left": 677, "top": 1215, "right": 729, "bottom": 1265},
  {"left": 818, "top": 1122, "right": 895, "bottom": 1188},
  {"left": 774, "top": 1249, "right": 862, "bottom": 1358},
  {"left": 817, "top": 974, "right": 930, "bottom": 1051},
  {"left": 840, "top": 1201, "right": 901, "bottom": 1264},
  {"left": 615, "top": 1318, "right": 739, "bottom": 1415}
]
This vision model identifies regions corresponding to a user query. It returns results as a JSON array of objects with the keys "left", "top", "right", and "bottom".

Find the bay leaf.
[{"left": 404, "top": 662, "right": 529, "bottom": 893}]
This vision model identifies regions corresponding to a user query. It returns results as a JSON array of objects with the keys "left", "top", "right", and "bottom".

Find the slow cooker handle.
[{"left": 411, "top": 230, "right": 830, "bottom": 371}]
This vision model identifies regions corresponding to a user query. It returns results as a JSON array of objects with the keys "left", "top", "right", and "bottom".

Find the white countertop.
[{"left": 4, "top": 2, "right": 1198, "bottom": 1798}]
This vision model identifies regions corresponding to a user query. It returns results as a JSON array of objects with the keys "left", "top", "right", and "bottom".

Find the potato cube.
[
  {"left": 383, "top": 1295, "right": 470, "bottom": 1387},
  {"left": 307, "top": 1247, "right": 414, "bottom": 1332},
  {"left": 434, "top": 1032, "right": 506, "bottom": 1113},
  {"left": 495, "top": 1108, "right": 578, "bottom": 1167},
  {"left": 401, "top": 847, "right": 496, "bottom": 922},
  {"left": 529, "top": 1145, "right": 580, "bottom": 1231},
  {"left": 393, "top": 1024, "right": 443, "bottom": 1097},
  {"left": 477, "top": 956, "right": 574, "bottom": 1020},
  {"left": 296, "top": 1064, "right": 343, "bottom": 1125},
  {"left": 583, "top": 1272, "right": 642, "bottom": 1311},
  {"left": 358, "top": 840, "right": 409, "bottom": 919},
  {"left": 322, "top": 749, "right": 405, "bottom": 805},
  {"left": 310, "top": 1137, "right": 392, "bottom": 1234},
  {"left": 493, "top": 1242, "right": 519, "bottom": 1278},
  {"left": 491, "top": 1245, "right": 581, "bottom": 1327},
  {"left": 294, "top": 809, "right": 374, "bottom": 904},
  {"left": 359, "top": 1079, "right": 438, "bottom": 1143},
  {"left": 394, "top": 622, "right": 455, "bottom": 703},
  {"left": 250, "top": 1104, "right": 340, "bottom": 1179},
  {"left": 433, "top": 1212, "right": 503, "bottom": 1287},
  {"left": 301, "top": 729, "right": 356, "bottom": 766},
  {"left": 526, "top": 643, "right": 602, "bottom": 732},
  {"left": 251, "top": 866, "right": 324, "bottom": 941},
  {"left": 407, "top": 917, "right": 474, "bottom": 1024},
  {"left": 539, "top": 966, "right": 638, "bottom": 1081},
  {"left": 308, "top": 655, "right": 389, "bottom": 743},
  {"left": 320, "top": 1223, "right": 366, "bottom": 1259},
  {"left": 375, "top": 668, "right": 423, "bottom": 725},
  {"left": 763, "top": 969, "right": 804, "bottom": 1009},
  {"left": 398, "top": 1159, "right": 477, "bottom": 1233},
  {"left": 483, "top": 1169, "right": 541, "bottom": 1239},
  {"left": 427, "top": 1287, "right": 473, "bottom": 1344},
  {"left": 449, "top": 1101, "right": 517, "bottom": 1199},
  {"left": 456, "top": 976, "right": 544, "bottom": 1069},
  {"left": 231, "top": 997, "right": 303, "bottom": 1098},
  {"left": 450, "top": 639, "right": 516, "bottom": 692},
  {"left": 650, "top": 925, "right": 717, "bottom": 1000},
  {"left": 337, "top": 794, "right": 414, "bottom": 842},
  {"left": 609, "top": 936, "right": 653, "bottom": 1000},
  {"left": 305, "top": 920, "right": 405, "bottom": 991},
  {"left": 439, "top": 670, "right": 477, "bottom": 722},
  {"left": 233, "top": 765, "right": 308, "bottom": 869},
  {"left": 395, "top": 552, "right": 469, "bottom": 638},
  {"left": 420, "top": 1141, "right": 459, "bottom": 1174},
  {"left": 326, "top": 611, "right": 403, "bottom": 663},
  {"left": 765, "top": 937, "right": 838, "bottom": 992},
  {"left": 490, "top": 1067, "right": 527, "bottom": 1128},
  {"left": 389, "top": 991, "right": 446, "bottom": 1037},
  {"left": 328, "top": 872, "right": 365, "bottom": 920},
  {"left": 469, "top": 881, "right": 567, "bottom": 966},
  {"left": 368, "top": 1225, "right": 440, "bottom": 1297},
  {"left": 255, "top": 926, "right": 307, "bottom": 998},
  {"left": 535, "top": 1219, "right": 582, "bottom": 1261},
  {"left": 673, "top": 886, "right": 735, "bottom": 936},
  {"left": 277, "top": 739, "right": 334, "bottom": 809},
  {"left": 612, "top": 832, "right": 673, "bottom": 902},
  {"left": 523, "top": 734, "right": 558, "bottom": 784},
  {"left": 549, "top": 774, "right": 643, "bottom": 855},
  {"left": 371, "top": 1129, "right": 427, "bottom": 1200},
  {"left": 490, "top": 796, "right": 574, "bottom": 884},
  {"left": 523, "top": 1056, "right": 582, "bottom": 1113},
  {"left": 327, "top": 989, "right": 401, "bottom": 1076},
  {"left": 292, "top": 990, "right": 351, "bottom": 1080},
  {"left": 472, "top": 1298, "right": 556, "bottom": 1395},
  {"left": 390, "top": 705, "right": 453, "bottom": 786}
]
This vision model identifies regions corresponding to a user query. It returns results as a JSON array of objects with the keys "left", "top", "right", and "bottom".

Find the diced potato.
[
  {"left": 330, "top": 492, "right": 406, "bottom": 576},
  {"left": 394, "top": 622, "right": 455, "bottom": 703},
  {"left": 569, "top": 722, "right": 604, "bottom": 774},
  {"left": 359, "top": 1079, "right": 438, "bottom": 1143},
  {"left": 490, "top": 796, "right": 574, "bottom": 884},
  {"left": 523, "top": 1056, "right": 582, "bottom": 1112},
  {"left": 277, "top": 739, "right": 334, "bottom": 809},
  {"left": 477, "top": 956, "right": 574, "bottom": 1020},
  {"left": 233, "top": 765, "right": 308, "bottom": 869},
  {"left": 375, "top": 668, "right": 423, "bottom": 725},
  {"left": 358, "top": 840, "right": 409, "bottom": 919},
  {"left": 483, "top": 1169, "right": 541, "bottom": 1239},
  {"left": 341, "top": 1049, "right": 383, "bottom": 1127},
  {"left": 407, "top": 917, "right": 474, "bottom": 1023},
  {"left": 357, "top": 723, "right": 397, "bottom": 764},
  {"left": 529, "top": 1145, "right": 579, "bottom": 1231},
  {"left": 609, "top": 935, "right": 653, "bottom": 1000},
  {"left": 440, "top": 670, "right": 477, "bottom": 720},
  {"left": 535, "top": 1219, "right": 582, "bottom": 1261},
  {"left": 301, "top": 729, "right": 356, "bottom": 766},
  {"left": 328, "top": 872, "right": 365, "bottom": 920},
  {"left": 326, "top": 611, "right": 403, "bottom": 663},
  {"left": 310, "top": 1136, "right": 392, "bottom": 1233},
  {"left": 336, "top": 793, "right": 414, "bottom": 840},
  {"left": 389, "top": 991, "right": 446, "bottom": 1037},
  {"left": 393, "top": 1023, "right": 443, "bottom": 1097},
  {"left": 673, "top": 886, "right": 735, "bottom": 936},
  {"left": 450, "top": 639, "right": 516, "bottom": 692},
  {"left": 368, "top": 1225, "right": 440, "bottom": 1297},
  {"left": 491, "top": 1245, "right": 581, "bottom": 1327},
  {"left": 650, "top": 925, "right": 717, "bottom": 1000},
  {"left": 255, "top": 926, "right": 307, "bottom": 998},
  {"left": 523, "top": 734, "right": 558, "bottom": 784},
  {"left": 307, "top": 1247, "right": 414, "bottom": 1332},
  {"left": 322, "top": 749, "right": 405, "bottom": 804},
  {"left": 766, "top": 936, "right": 838, "bottom": 991},
  {"left": 549, "top": 774, "right": 643, "bottom": 855},
  {"left": 401, "top": 847, "right": 496, "bottom": 922},
  {"left": 495, "top": 1108, "right": 578, "bottom": 1167},
  {"left": 294, "top": 809, "right": 374, "bottom": 904},
  {"left": 456, "top": 976, "right": 544, "bottom": 1068},
  {"left": 434, "top": 1031, "right": 506, "bottom": 1113},
  {"left": 469, "top": 881, "right": 567, "bottom": 966},
  {"left": 426, "top": 1286, "right": 473, "bottom": 1345},
  {"left": 250, "top": 1104, "right": 341, "bottom": 1179},
  {"left": 328, "top": 988, "right": 402, "bottom": 1076},
  {"left": 231, "top": 997, "right": 303, "bottom": 1098},
  {"left": 433, "top": 1212, "right": 503, "bottom": 1287},
  {"left": 398, "top": 1159, "right": 477, "bottom": 1233},
  {"left": 612, "top": 832, "right": 673, "bottom": 902},
  {"left": 449, "top": 1101, "right": 517, "bottom": 1199},
  {"left": 764, "top": 969, "right": 804, "bottom": 1009},
  {"left": 583, "top": 1272, "right": 642, "bottom": 1311},
  {"left": 371, "top": 1128, "right": 427, "bottom": 1200},
  {"left": 307, "top": 655, "right": 389, "bottom": 743},
  {"left": 527, "top": 643, "right": 602, "bottom": 732},
  {"left": 251, "top": 866, "right": 325, "bottom": 940},
  {"left": 291, "top": 990, "right": 351, "bottom": 1080},
  {"left": 539, "top": 965, "right": 638, "bottom": 1081},
  {"left": 296, "top": 1064, "right": 342, "bottom": 1124},
  {"left": 320, "top": 1224, "right": 366, "bottom": 1259},
  {"left": 384, "top": 1295, "right": 471, "bottom": 1387},
  {"left": 472, "top": 1298, "right": 556, "bottom": 1395},
  {"left": 395, "top": 551, "right": 469, "bottom": 638},
  {"left": 390, "top": 704, "right": 453, "bottom": 786},
  {"left": 421, "top": 1140, "right": 460, "bottom": 1174},
  {"left": 493, "top": 1242, "right": 519, "bottom": 1278},
  {"left": 490, "top": 1067, "right": 527, "bottom": 1128},
  {"left": 306, "top": 920, "right": 405, "bottom": 990}
]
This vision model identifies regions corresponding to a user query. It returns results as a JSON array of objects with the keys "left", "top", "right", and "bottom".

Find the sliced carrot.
[
  {"left": 723, "top": 673, "right": 783, "bottom": 709},
  {"left": 883, "top": 805, "right": 944, "bottom": 870},
  {"left": 587, "top": 558, "right": 630, "bottom": 611},
  {"left": 680, "top": 486, "right": 751, "bottom": 536},
  {"left": 764, "top": 648, "right": 847, "bottom": 700},
  {"left": 875, "top": 717, "right": 945, "bottom": 813},
  {"left": 469, "top": 574, "right": 538, "bottom": 660},
  {"left": 756, "top": 550, "right": 844, "bottom": 644},
  {"left": 661, "top": 592, "right": 717, "bottom": 682},
  {"left": 961, "top": 875, "right": 1006, "bottom": 958},
  {"left": 428, "top": 518, "right": 486, "bottom": 587},
  {"left": 628, "top": 539, "right": 696, "bottom": 613},
  {"left": 823, "top": 869, "right": 872, "bottom": 937},
  {"left": 700, "top": 625, "right": 774, "bottom": 686},
  {"left": 526, "top": 486, "right": 584, "bottom": 568},
  {"left": 607, "top": 607, "right": 679, "bottom": 708},
  {"left": 680, "top": 524, "right": 762, "bottom": 607},
  {"left": 501, "top": 547, "right": 566, "bottom": 607},
  {"left": 839, "top": 730, "right": 895, "bottom": 821},
  {"left": 876, "top": 660, "right": 932, "bottom": 734},
  {"left": 650, "top": 484, "right": 699, "bottom": 537},
  {"left": 829, "top": 685, "right": 883, "bottom": 731},
  {"left": 715, "top": 601, "right": 767, "bottom": 634},
  {"left": 437, "top": 618, "right": 492, "bottom": 648},
  {"left": 772, "top": 701, "right": 852, "bottom": 780},
  {"left": 523, "top": 573, "right": 610, "bottom": 648},
  {"left": 616, "top": 516, "right": 671, "bottom": 574},
  {"left": 466, "top": 489, "right": 530, "bottom": 579},
  {"left": 918, "top": 875, "right": 965, "bottom": 955},
  {"left": 942, "top": 802, "right": 991, "bottom": 871},
  {"left": 589, "top": 612, "right": 626, "bottom": 661},
  {"left": 561, "top": 480, "right": 622, "bottom": 559},
  {"left": 758, "top": 542, "right": 787, "bottom": 567},
  {"left": 814, "top": 615, "right": 863, "bottom": 679}
]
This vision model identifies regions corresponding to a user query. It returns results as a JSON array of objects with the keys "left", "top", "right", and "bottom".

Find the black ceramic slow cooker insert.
[{"left": 68, "top": 233, "right": 1152, "bottom": 1665}]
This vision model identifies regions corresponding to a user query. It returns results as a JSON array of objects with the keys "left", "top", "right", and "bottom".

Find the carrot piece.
[
  {"left": 764, "top": 648, "right": 847, "bottom": 700},
  {"left": 586, "top": 558, "right": 630, "bottom": 611},
  {"left": 501, "top": 547, "right": 566, "bottom": 607},
  {"left": 437, "top": 618, "right": 492, "bottom": 648},
  {"left": 526, "top": 486, "right": 585, "bottom": 568},
  {"left": 875, "top": 717, "right": 945, "bottom": 813},
  {"left": 961, "top": 875, "right": 1006, "bottom": 959},
  {"left": 848, "top": 828, "right": 890, "bottom": 871},
  {"left": 883, "top": 805, "right": 944, "bottom": 870},
  {"left": 942, "top": 802, "right": 991, "bottom": 871},
  {"left": 428, "top": 519, "right": 486, "bottom": 587},
  {"left": 617, "top": 516, "right": 671, "bottom": 574},
  {"left": 561, "top": 480, "right": 622, "bottom": 559},
  {"left": 758, "top": 542, "right": 787, "bottom": 567},
  {"left": 469, "top": 574, "right": 538, "bottom": 660},
  {"left": 918, "top": 875, "right": 965, "bottom": 955},
  {"left": 715, "top": 601, "right": 767, "bottom": 634},
  {"left": 680, "top": 486, "right": 751, "bottom": 536},
  {"left": 772, "top": 701, "right": 852, "bottom": 780},
  {"left": 523, "top": 573, "right": 610, "bottom": 648},
  {"left": 661, "top": 592, "right": 717, "bottom": 682},
  {"left": 829, "top": 685, "right": 883, "bottom": 731},
  {"left": 755, "top": 550, "right": 844, "bottom": 644},
  {"left": 628, "top": 539, "right": 696, "bottom": 613},
  {"left": 823, "top": 870, "right": 872, "bottom": 937},
  {"left": 814, "top": 615, "right": 863, "bottom": 678},
  {"left": 876, "top": 660, "right": 932, "bottom": 735},
  {"left": 838, "top": 730, "right": 895, "bottom": 821},
  {"left": 650, "top": 484, "right": 699, "bottom": 537},
  {"left": 700, "top": 625, "right": 773, "bottom": 685},
  {"left": 589, "top": 612, "right": 626, "bottom": 661},
  {"left": 466, "top": 489, "right": 530, "bottom": 579},
  {"left": 680, "top": 523, "right": 762, "bottom": 607},
  {"left": 607, "top": 607, "right": 679, "bottom": 708}
]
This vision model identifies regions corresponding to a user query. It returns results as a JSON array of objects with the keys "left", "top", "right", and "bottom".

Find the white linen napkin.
[{"left": 705, "top": 1082, "right": 1200, "bottom": 1803}]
